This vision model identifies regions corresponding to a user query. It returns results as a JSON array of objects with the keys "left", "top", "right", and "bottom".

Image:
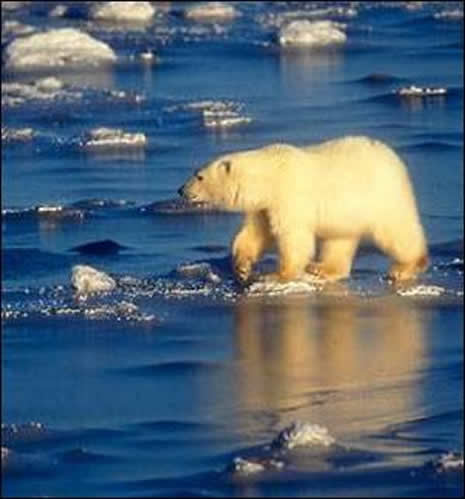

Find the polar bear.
[{"left": 178, "top": 136, "right": 429, "bottom": 283}]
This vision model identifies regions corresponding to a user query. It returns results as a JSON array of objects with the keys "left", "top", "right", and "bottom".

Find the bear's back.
[{"left": 302, "top": 136, "right": 409, "bottom": 182}]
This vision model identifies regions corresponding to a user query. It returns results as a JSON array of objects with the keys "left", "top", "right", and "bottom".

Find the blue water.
[{"left": 2, "top": 2, "right": 463, "bottom": 497}]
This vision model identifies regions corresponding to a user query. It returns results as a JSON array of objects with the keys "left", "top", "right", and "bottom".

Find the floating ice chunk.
[
  {"left": 1, "top": 446, "right": 10, "bottom": 464},
  {"left": 396, "top": 85, "right": 447, "bottom": 96},
  {"left": 1, "top": 421, "right": 49, "bottom": 444},
  {"left": 71, "top": 265, "right": 116, "bottom": 294},
  {"left": 176, "top": 262, "right": 222, "bottom": 284},
  {"left": 35, "top": 204, "right": 85, "bottom": 220},
  {"left": 184, "top": 2, "right": 237, "bottom": 21},
  {"left": 227, "top": 457, "right": 284, "bottom": 475},
  {"left": 203, "top": 112, "right": 252, "bottom": 129},
  {"left": 2, "top": 20, "right": 36, "bottom": 39},
  {"left": 4, "top": 28, "right": 117, "bottom": 70},
  {"left": 308, "top": 6, "right": 357, "bottom": 18},
  {"left": 246, "top": 275, "right": 322, "bottom": 296},
  {"left": 80, "top": 127, "right": 147, "bottom": 150},
  {"left": 1, "top": 2, "right": 30, "bottom": 11},
  {"left": 89, "top": 1, "right": 155, "bottom": 23},
  {"left": 427, "top": 452, "right": 464, "bottom": 473},
  {"left": 48, "top": 4, "right": 68, "bottom": 17},
  {"left": 139, "top": 50, "right": 157, "bottom": 62},
  {"left": 434, "top": 9, "right": 463, "bottom": 20},
  {"left": 272, "top": 421, "right": 336, "bottom": 450},
  {"left": 229, "top": 457, "right": 265, "bottom": 475},
  {"left": 435, "top": 452, "right": 464, "bottom": 472},
  {"left": 35, "top": 76, "right": 64, "bottom": 92},
  {"left": 1, "top": 77, "right": 77, "bottom": 106},
  {"left": 141, "top": 198, "right": 224, "bottom": 214},
  {"left": 166, "top": 100, "right": 251, "bottom": 129},
  {"left": 1, "top": 127, "right": 35, "bottom": 143},
  {"left": 396, "top": 285, "right": 445, "bottom": 297},
  {"left": 279, "top": 20, "right": 347, "bottom": 47}
]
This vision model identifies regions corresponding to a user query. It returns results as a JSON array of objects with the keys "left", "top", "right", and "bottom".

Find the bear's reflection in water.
[{"left": 233, "top": 293, "right": 430, "bottom": 439}]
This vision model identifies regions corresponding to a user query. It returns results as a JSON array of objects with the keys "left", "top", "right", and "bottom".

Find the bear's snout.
[{"left": 177, "top": 185, "right": 185, "bottom": 197}]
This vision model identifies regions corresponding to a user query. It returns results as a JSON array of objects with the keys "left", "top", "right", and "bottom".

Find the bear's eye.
[{"left": 196, "top": 174, "right": 204, "bottom": 181}]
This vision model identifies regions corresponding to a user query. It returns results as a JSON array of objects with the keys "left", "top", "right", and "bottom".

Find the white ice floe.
[
  {"left": 1, "top": 127, "right": 35, "bottom": 143},
  {"left": 80, "top": 127, "right": 147, "bottom": 149},
  {"left": 4, "top": 28, "right": 117, "bottom": 70},
  {"left": 228, "top": 457, "right": 284, "bottom": 475},
  {"left": 246, "top": 275, "right": 322, "bottom": 296},
  {"left": 2, "top": 20, "right": 36, "bottom": 39},
  {"left": 434, "top": 9, "right": 463, "bottom": 20},
  {"left": 1, "top": 1, "right": 30, "bottom": 11},
  {"left": 138, "top": 50, "right": 156, "bottom": 62},
  {"left": 89, "top": 1, "right": 156, "bottom": 23},
  {"left": 435, "top": 452, "right": 464, "bottom": 472},
  {"left": 176, "top": 263, "right": 222, "bottom": 284},
  {"left": 279, "top": 20, "right": 347, "bottom": 47},
  {"left": 396, "top": 284, "right": 445, "bottom": 297},
  {"left": 1, "top": 446, "right": 10, "bottom": 464},
  {"left": 48, "top": 4, "right": 68, "bottom": 17},
  {"left": 71, "top": 265, "right": 116, "bottom": 294},
  {"left": 272, "top": 421, "right": 336, "bottom": 450},
  {"left": 184, "top": 2, "right": 238, "bottom": 21},
  {"left": 36, "top": 205, "right": 84, "bottom": 219},
  {"left": 2, "top": 77, "right": 82, "bottom": 107},
  {"left": 396, "top": 85, "right": 447, "bottom": 96},
  {"left": 258, "top": 9, "right": 350, "bottom": 31},
  {"left": 166, "top": 100, "right": 251, "bottom": 129}
]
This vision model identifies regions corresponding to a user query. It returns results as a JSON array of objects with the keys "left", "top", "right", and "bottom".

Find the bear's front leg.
[{"left": 232, "top": 212, "right": 273, "bottom": 284}]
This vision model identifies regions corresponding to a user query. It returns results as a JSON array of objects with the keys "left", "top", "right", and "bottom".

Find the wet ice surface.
[{"left": 2, "top": 1, "right": 463, "bottom": 497}]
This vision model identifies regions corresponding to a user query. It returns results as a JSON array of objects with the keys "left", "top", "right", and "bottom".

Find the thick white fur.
[{"left": 180, "top": 136, "right": 428, "bottom": 282}]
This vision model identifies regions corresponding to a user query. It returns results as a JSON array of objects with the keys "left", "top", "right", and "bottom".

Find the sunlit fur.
[{"left": 179, "top": 137, "right": 428, "bottom": 283}]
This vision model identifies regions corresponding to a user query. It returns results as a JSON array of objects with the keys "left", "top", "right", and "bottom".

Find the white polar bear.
[{"left": 178, "top": 136, "right": 429, "bottom": 283}]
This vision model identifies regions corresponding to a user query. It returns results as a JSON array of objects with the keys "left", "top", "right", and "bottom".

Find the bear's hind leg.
[
  {"left": 306, "top": 237, "right": 359, "bottom": 281},
  {"left": 388, "top": 254, "right": 429, "bottom": 282},
  {"left": 372, "top": 225, "right": 429, "bottom": 281},
  {"left": 232, "top": 211, "right": 274, "bottom": 283}
]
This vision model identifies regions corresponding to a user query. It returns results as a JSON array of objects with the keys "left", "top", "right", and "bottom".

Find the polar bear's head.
[
  {"left": 178, "top": 144, "right": 297, "bottom": 211},
  {"left": 178, "top": 156, "right": 234, "bottom": 207}
]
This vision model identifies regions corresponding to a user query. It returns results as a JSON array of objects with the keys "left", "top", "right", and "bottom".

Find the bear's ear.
[{"left": 221, "top": 160, "right": 232, "bottom": 174}]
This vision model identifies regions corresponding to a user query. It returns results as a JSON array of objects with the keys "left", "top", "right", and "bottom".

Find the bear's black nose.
[{"left": 177, "top": 186, "right": 185, "bottom": 197}]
